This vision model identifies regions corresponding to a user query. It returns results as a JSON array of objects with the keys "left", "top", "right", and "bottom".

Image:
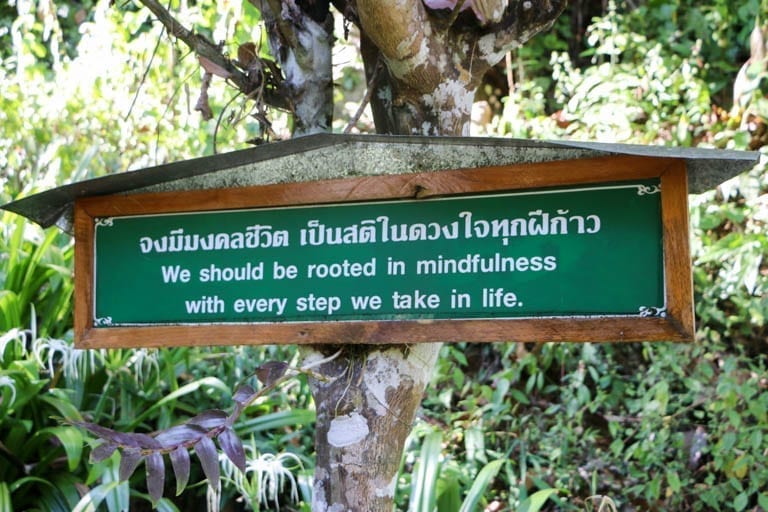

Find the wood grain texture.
[
  {"left": 73, "top": 155, "right": 695, "bottom": 348},
  {"left": 661, "top": 160, "right": 695, "bottom": 341},
  {"left": 73, "top": 203, "right": 94, "bottom": 345},
  {"left": 75, "top": 316, "right": 691, "bottom": 349}
]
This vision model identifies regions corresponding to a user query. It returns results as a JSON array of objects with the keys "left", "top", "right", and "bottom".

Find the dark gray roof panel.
[{"left": 2, "top": 134, "right": 758, "bottom": 231}]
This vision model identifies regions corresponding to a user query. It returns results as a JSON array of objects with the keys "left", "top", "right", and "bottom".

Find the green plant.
[
  {"left": 399, "top": 425, "right": 527, "bottom": 512},
  {"left": 0, "top": 214, "right": 73, "bottom": 338},
  {"left": 72, "top": 356, "right": 330, "bottom": 509}
]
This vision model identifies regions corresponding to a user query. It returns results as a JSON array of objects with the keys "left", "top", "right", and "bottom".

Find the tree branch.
[
  {"left": 343, "top": 57, "right": 381, "bottom": 133},
  {"left": 355, "top": 0, "right": 430, "bottom": 64},
  {"left": 491, "top": 0, "right": 568, "bottom": 54},
  {"left": 251, "top": 0, "right": 334, "bottom": 135},
  {"left": 136, "top": 0, "right": 288, "bottom": 110}
]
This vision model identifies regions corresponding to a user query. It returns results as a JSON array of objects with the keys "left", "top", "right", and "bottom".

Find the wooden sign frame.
[{"left": 74, "top": 155, "right": 694, "bottom": 348}]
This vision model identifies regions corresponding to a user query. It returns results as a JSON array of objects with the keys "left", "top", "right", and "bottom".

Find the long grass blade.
[
  {"left": 518, "top": 488, "right": 558, "bottom": 512},
  {"left": 72, "top": 481, "right": 121, "bottom": 512},
  {"left": 235, "top": 408, "right": 315, "bottom": 435},
  {"left": 458, "top": 459, "right": 504, "bottom": 512},
  {"left": 410, "top": 430, "right": 443, "bottom": 512},
  {"left": 0, "top": 482, "right": 12, "bottom": 512}
]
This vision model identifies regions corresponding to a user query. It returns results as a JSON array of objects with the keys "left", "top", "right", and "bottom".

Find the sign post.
[{"left": 73, "top": 154, "right": 694, "bottom": 348}]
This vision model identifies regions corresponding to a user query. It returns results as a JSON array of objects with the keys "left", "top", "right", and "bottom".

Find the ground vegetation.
[{"left": 1, "top": 0, "right": 767, "bottom": 510}]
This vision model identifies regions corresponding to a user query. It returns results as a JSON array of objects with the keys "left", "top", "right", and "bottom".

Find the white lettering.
[
  {"left": 184, "top": 295, "right": 225, "bottom": 314},
  {"left": 198, "top": 262, "right": 263, "bottom": 282},
  {"left": 392, "top": 290, "right": 440, "bottom": 310},
  {"left": 296, "top": 294, "right": 342, "bottom": 315},
  {"left": 350, "top": 295, "right": 382, "bottom": 310},
  {"left": 232, "top": 297, "right": 287, "bottom": 316},
  {"left": 306, "top": 258, "right": 376, "bottom": 279},
  {"left": 161, "top": 265, "right": 190, "bottom": 283}
]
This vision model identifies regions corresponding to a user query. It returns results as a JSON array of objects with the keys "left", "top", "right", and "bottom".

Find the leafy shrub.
[{"left": 3, "top": 0, "right": 768, "bottom": 511}]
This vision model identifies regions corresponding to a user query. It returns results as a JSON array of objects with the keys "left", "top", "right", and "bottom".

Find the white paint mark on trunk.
[
  {"left": 478, "top": 33, "right": 508, "bottom": 65},
  {"left": 375, "top": 473, "right": 398, "bottom": 498},
  {"left": 327, "top": 412, "right": 370, "bottom": 447},
  {"left": 313, "top": 476, "right": 327, "bottom": 511},
  {"left": 363, "top": 345, "right": 442, "bottom": 415},
  {"left": 363, "top": 352, "right": 402, "bottom": 415},
  {"left": 421, "top": 78, "right": 475, "bottom": 133},
  {"left": 396, "top": 30, "right": 428, "bottom": 68}
]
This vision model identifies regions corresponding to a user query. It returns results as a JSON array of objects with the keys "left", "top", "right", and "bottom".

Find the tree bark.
[
  {"left": 352, "top": 0, "right": 567, "bottom": 135},
  {"left": 304, "top": 345, "right": 441, "bottom": 512},
  {"left": 253, "top": 0, "right": 335, "bottom": 135}
]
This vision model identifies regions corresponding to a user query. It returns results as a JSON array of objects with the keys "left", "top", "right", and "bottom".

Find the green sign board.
[
  {"left": 74, "top": 157, "right": 695, "bottom": 347},
  {"left": 91, "top": 179, "right": 664, "bottom": 327}
]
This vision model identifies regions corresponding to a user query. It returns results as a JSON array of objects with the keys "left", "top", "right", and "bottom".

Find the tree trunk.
[
  {"left": 304, "top": 344, "right": 441, "bottom": 511},
  {"left": 300, "top": 2, "right": 565, "bottom": 510}
]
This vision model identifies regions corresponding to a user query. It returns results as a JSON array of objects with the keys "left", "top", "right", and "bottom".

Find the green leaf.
[
  {"left": 410, "top": 431, "right": 443, "bottom": 512},
  {"left": 509, "top": 388, "right": 531, "bottom": 405},
  {"left": 734, "top": 491, "right": 748, "bottom": 512},
  {"left": 757, "top": 492, "right": 768, "bottom": 511},
  {"left": 127, "top": 377, "right": 230, "bottom": 429},
  {"left": 72, "top": 481, "right": 122, "bottom": 512},
  {"left": 38, "top": 426, "right": 84, "bottom": 471},
  {"left": 459, "top": 459, "right": 504, "bottom": 512},
  {"left": 436, "top": 469, "right": 461, "bottom": 512},
  {"left": 154, "top": 498, "right": 181, "bottom": 512},
  {"left": 0, "top": 482, "right": 12, "bottom": 512},
  {"left": 40, "top": 391, "right": 85, "bottom": 422},
  {"left": 666, "top": 470, "right": 681, "bottom": 493},
  {"left": 236, "top": 408, "right": 315, "bottom": 436},
  {"left": 518, "top": 488, "right": 558, "bottom": 512},
  {"left": 9, "top": 476, "right": 57, "bottom": 494},
  {"left": 97, "top": 454, "right": 130, "bottom": 512}
]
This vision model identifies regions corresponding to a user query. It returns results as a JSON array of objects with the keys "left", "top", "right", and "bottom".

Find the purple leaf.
[
  {"left": 146, "top": 451, "right": 165, "bottom": 505},
  {"left": 155, "top": 424, "right": 207, "bottom": 449},
  {"left": 233, "top": 385, "right": 256, "bottom": 407},
  {"left": 119, "top": 449, "right": 143, "bottom": 482},
  {"left": 230, "top": 385, "right": 256, "bottom": 421},
  {"left": 194, "top": 436, "right": 220, "bottom": 486},
  {"left": 76, "top": 422, "right": 119, "bottom": 440},
  {"left": 76, "top": 422, "right": 141, "bottom": 447},
  {"left": 255, "top": 361, "right": 289, "bottom": 387},
  {"left": 109, "top": 432, "right": 145, "bottom": 448},
  {"left": 134, "top": 433, "right": 162, "bottom": 450},
  {"left": 188, "top": 410, "right": 228, "bottom": 429},
  {"left": 90, "top": 442, "right": 118, "bottom": 463},
  {"left": 169, "top": 446, "right": 191, "bottom": 496},
  {"left": 218, "top": 427, "right": 246, "bottom": 473}
]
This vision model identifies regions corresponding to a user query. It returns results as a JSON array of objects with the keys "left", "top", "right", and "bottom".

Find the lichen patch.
[{"left": 327, "top": 412, "right": 370, "bottom": 447}]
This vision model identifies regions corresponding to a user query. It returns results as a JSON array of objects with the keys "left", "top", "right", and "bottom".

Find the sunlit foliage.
[{"left": 1, "top": 0, "right": 767, "bottom": 510}]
